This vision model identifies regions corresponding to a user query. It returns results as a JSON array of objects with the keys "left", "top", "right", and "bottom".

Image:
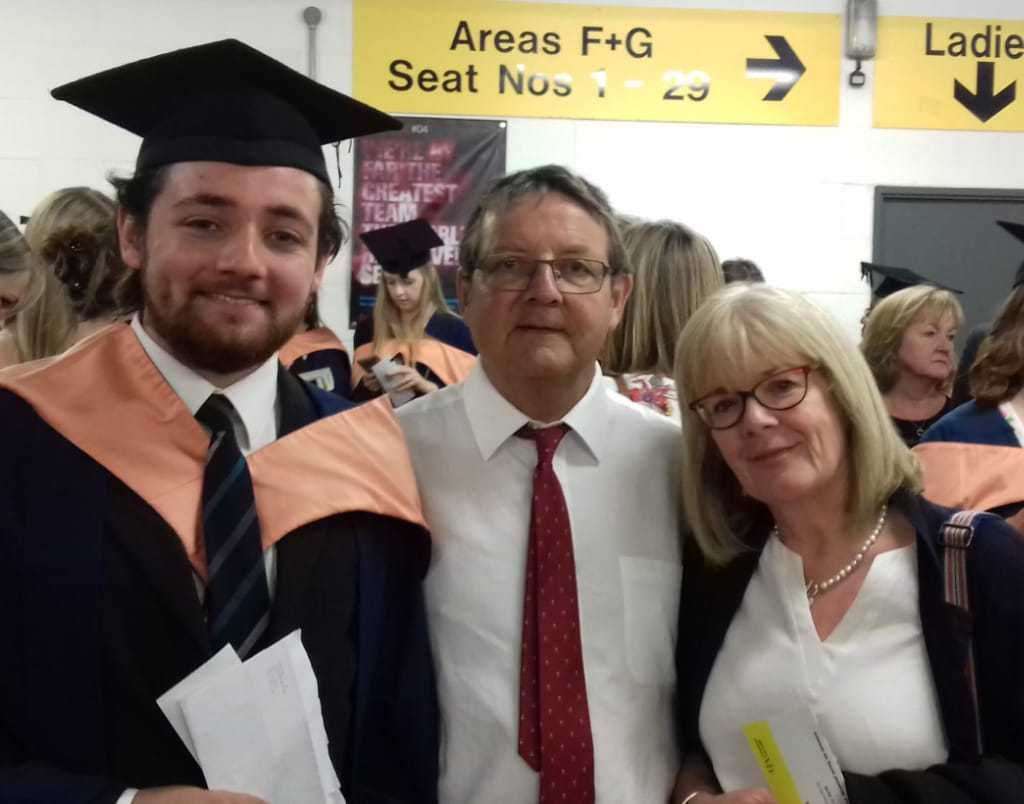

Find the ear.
[
  {"left": 456, "top": 271, "right": 473, "bottom": 310},
  {"left": 607, "top": 274, "right": 634, "bottom": 329},
  {"left": 311, "top": 253, "right": 329, "bottom": 292},
  {"left": 117, "top": 207, "right": 144, "bottom": 271}
]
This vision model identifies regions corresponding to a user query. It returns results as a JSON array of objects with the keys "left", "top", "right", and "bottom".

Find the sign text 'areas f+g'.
[
  {"left": 353, "top": 0, "right": 840, "bottom": 127},
  {"left": 876, "top": 16, "right": 1024, "bottom": 131}
]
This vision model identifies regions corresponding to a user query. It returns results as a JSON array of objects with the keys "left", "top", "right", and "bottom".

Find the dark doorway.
[{"left": 873, "top": 186, "right": 1024, "bottom": 344}]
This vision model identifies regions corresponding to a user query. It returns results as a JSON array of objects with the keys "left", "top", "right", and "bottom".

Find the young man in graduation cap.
[
  {"left": 350, "top": 218, "right": 475, "bottom": 403},
  {"left": 0, "top": 40, "right": 437, "bottom": 804}
]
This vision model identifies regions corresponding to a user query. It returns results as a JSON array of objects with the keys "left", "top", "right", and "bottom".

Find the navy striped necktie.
[{"left": 196, "top": 393, "right": 270, "bottom": 658}]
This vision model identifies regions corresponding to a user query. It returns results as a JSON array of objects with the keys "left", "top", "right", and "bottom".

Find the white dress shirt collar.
[
  {"left": 130, "top": 314, "right": 280, "bottom": 452},
  {"left": 462, "top": 361, "right": 608, "bottom": 463}
]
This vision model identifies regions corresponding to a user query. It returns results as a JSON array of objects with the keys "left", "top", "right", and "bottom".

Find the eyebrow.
[
  {"left": 491, "top": 244, "right": 602, "bottom": 257},
  {"left": 172, "top": 195, "right": 313, "bottom": 227},
  {"left": 702, "top": 365, "right": 802, "bottom": 395},
  {"left": 172, "top": 193, "right": 233, "bottom": 209}
]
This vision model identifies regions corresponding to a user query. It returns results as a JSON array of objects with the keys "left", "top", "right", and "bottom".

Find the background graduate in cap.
[
  {"left": 0, "top": 39, "right": 437, "bottom": 804},
  {"left": 279, "top": 291, "right": 352, "bottom": 398},
  {"left": 351, "top": 218, "right": 476, "bottom": 403}
]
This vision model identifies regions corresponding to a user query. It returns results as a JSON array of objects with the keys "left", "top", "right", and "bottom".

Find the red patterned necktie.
[{"left": 518, "top": 424, "right": 595, "bottom": 804}]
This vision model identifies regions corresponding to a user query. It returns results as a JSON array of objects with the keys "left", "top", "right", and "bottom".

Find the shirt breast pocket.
[{"left": 619, "top": 556, "right": 682, "bottom": 686}]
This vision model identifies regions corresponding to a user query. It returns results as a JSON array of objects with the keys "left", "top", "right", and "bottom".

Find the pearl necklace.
[{"left": 773, "top": 503, "right": 888, "bottom": 606}]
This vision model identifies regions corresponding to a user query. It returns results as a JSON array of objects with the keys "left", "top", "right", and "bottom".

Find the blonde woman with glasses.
[{"left": 671, "top": 284, "right": 1024, "bottom": 804}]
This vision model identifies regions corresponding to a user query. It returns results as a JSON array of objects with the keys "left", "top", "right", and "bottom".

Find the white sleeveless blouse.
[{"left": 698, "top": 535, "right": 948, "bottom": 792}]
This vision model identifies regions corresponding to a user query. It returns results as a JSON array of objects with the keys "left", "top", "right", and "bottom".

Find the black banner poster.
[{"left": 349, "top": 116, "right": 507, "bottom": 327}]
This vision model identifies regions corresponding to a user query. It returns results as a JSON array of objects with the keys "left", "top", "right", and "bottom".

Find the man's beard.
[{"left": 141, "top": 273, "right": 306, "bottom": 376}]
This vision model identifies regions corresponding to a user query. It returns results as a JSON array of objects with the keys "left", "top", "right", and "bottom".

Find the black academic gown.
[
  {"left": 0, "top": 368, "right": 438, "bottom": 804},
  {"left": 282, "top": 326, "right": 353, "bottom": 400},
  {"left": 289, "top": 347, "right": 353, "bottom": 398}
]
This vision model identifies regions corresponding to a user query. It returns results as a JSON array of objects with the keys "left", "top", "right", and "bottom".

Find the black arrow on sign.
[
  {"left": 954, "top": 62, "right": 1016, "bottom": 123},
  {"left": 745, "top": 35, "right": 806, "bottom": 101}
]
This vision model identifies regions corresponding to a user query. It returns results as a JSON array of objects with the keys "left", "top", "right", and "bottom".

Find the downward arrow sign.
[
  {"left": 954, "top": 61, "right": 1016, "bottom": 123},
  {"left": 745, "top": 35, "right": 806, "bottom": 102}
]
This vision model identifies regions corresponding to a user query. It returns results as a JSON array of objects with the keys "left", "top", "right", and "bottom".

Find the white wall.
[{"left": 2, "top": 0, "right": 1024, "bottom": 341}]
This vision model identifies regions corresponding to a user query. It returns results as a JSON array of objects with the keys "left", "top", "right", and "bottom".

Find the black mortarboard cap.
[
  {"left": 360, "top": 219, "right": 443, "bottom": 276},
  {"left": 996, "top": 220, "right": 1024, "bottom": 288},
  {"left": 51, "top": 39, "right": 401, "bottom": 185},
  {"left": 861, "top": 261, "right": 962, "bottom": 299}
]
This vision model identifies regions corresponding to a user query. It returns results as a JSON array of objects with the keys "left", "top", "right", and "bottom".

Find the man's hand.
[{"left": 134, "top": 787, "right": 268, "bottom": 803}]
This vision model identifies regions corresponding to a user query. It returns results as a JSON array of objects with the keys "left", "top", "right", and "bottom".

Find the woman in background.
[
  {"left": 916, "top": 279, "right": 1024, "bottom": 531},
  {"left": 352, "top": 218, "right": 475, "bottom": 404},
  {"left": 673, "top": 284, "right": 1023, "bottom": 803},
  {"left": 603, "top": 219, "right": 722, "bottom": 419},
  {"left": 280, "top": 293, "right": 352, "bottom": 398},
  {"left": 861, "top": 284, "right": 962, "bottom": 446},
  {"left": 0, "top": 210, "right": 39, "bottom": 328},
  {"left": 0, "top": 187, "right": 128, "bottom": 367}
]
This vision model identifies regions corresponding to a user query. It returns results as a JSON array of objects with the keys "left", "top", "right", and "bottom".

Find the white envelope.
[
  {"left": 157, "top": 644, "right": 241, "bottom": 764},
  {"left": 160, "top": 630, "right": 344, "bottom": 803}
]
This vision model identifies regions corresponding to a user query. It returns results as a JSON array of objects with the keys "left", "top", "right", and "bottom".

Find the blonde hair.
[
  {"left": 675, "top": 284, "right": 920, "bottom": 566},
  {"left": 371, "top": 261, "right": 453, "bottom": 357},
  {"left": 0, "top": 210, "right": 41, "bottom": 317},
  {"left": 861, "top": 285, "right": 963, "bottom": 393},
  {"left": 604, "top": 219, "right": 723, "bottom": 376},
  {"left": 14, "top": 188, "right": 126, "bottom": 362},
  {"left": 971, "top": 284, "right": 1024, "bottom": 406}
]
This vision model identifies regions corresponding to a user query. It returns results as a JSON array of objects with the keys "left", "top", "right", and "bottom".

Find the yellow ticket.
[
  {"left": 743, "top": 721, "right": 803, "bottom": 804},
  {"left": 742, "top": 714, "right": 847, "bottom": 804}
]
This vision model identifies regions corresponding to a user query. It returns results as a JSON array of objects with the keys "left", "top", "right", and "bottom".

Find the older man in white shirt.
[{"left": 398, "top": 164, "right": 682, "bottom": 803}]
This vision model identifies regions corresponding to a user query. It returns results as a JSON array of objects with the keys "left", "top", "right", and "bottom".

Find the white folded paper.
[
  {"left": 158, "top": 644, "right": 242, "bottom": 764},
  {"left": 372, "top": 357, "right": 416, "bottom": 407},
  {"left": 157, "top": 630, "right": 344, "bottom": 803}
]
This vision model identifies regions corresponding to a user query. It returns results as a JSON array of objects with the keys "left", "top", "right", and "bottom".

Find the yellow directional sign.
[
  {"left": 353, "top": 0, "right": 840, "bottom": 127},
  {"left": 876, "top": 16, "right": 1024, "bottom": 130}
]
